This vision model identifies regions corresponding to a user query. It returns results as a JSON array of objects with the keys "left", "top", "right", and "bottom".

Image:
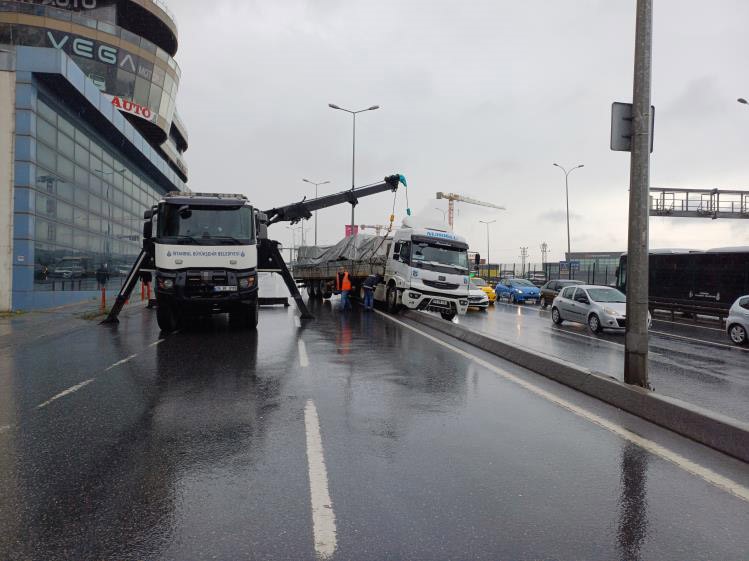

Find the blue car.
[{"left": 494, "top": 278, "right": 541, "bottom": 304}]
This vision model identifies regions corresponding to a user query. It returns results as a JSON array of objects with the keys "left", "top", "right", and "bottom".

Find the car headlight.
[
  {"left": 603, "top": 307, "right": 619, "bottom": 316},
  {"left": 515, "top": 289, "right": 523, "bottom": 294}
]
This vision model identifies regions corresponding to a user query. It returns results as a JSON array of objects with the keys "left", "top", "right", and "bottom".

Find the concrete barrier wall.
[{"left": 403, "top": 310, "right": 749, "bottom": 463}]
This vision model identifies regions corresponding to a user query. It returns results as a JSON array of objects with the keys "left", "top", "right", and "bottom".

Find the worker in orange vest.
[{"left": 336, "top": 266, "right": 352, "bottom": 311}]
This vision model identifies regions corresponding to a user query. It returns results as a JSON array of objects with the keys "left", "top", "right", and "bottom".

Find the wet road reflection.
[{"left": 459, "top": 302, "right": 749, "bottom": 422}]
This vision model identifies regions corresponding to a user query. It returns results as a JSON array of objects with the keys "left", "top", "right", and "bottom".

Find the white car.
[
  {"left": 726, "top": 295, "right": 749, "bottom": 345},
  {"left": 551, "top": 285, "right": 651, "bottom": 333},
  {"left": 467, "top": 284, "right": 490, "bottom": 310}
]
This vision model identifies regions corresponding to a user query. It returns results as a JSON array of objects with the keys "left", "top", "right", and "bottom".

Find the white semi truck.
[
  {"left": 295, "top": 220, "right": 471, "bottom": 320},
  {"left": 104, "top": 175, "right": 406, "bottom": 329}
]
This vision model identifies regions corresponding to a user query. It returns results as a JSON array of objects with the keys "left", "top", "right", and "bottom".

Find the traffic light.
[{"left": 475, "top": 253, "right": 481, "bottom": 266}]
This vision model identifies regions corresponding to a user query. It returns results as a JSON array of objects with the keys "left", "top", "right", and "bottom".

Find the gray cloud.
[{"left": 170, "top": 0, "right": 749, "bottom": 261}]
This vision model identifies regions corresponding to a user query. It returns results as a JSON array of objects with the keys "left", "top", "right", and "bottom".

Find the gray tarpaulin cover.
[{"left": 296, "top": 234, "right": 390, "bottom": 266}]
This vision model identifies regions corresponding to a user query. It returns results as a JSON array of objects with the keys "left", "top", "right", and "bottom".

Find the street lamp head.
[
  {"left": 738, "top": 98, "right": 748, "bottom": 105},
  {"left": 368, "top": 105, "right": 380, "bottom": 111},
  {"left": 303, "top": 178, "right": 310, "bottom": 183},
  {"left": 320, "top": 180, "right": 331, "bottom": 185},
  {"left": 328, "top": 103, "right": 341, "bottom": 110},
  {"left": 553, "top": 163, "right": 560, "bottom": 167},
  {"left": 577, "top": 164, "right": 585, "bottom": 169}
]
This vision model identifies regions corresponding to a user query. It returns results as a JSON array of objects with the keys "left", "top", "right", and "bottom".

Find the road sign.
[
  {"left": 611, "top": 102, "right": 654, "bottom": 153},
  {"left": 559, "top": 260, "right": 581, "bottom": 272}
]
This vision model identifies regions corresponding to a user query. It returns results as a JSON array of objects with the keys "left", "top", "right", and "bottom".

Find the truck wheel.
[
  {"left": 232, "top": 301, "right": 258, "bottom": 330},
  {"left": 247, "top": 300, "right": 259, "bottom": 330},
  {"left": 156, "top": 302, "right": 179, "bottom": 333},
  {"left": 441, "top": 312, "right": 456, "bottom": 321},
  {"left": 386, "top": 285, "right": 400, "bottom": 314}
]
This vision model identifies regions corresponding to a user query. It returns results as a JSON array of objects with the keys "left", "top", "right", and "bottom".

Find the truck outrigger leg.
[
  {"left": 102, "top": 249, "right": 150, "bottom": 324},
  {"left": 257, "top": 239, "right": 313, "bottom": 319}
]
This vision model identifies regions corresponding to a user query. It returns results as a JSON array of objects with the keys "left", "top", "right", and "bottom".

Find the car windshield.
[
  {"left": 160, "top": 204, "right": 255, "bottom": 244},
  {"left": 511, "top": 279, "right": 536, "bottom": 287},
  {"left": 587, "top": 288, "right": 627, "bottom": 303},
  {"left": 472, "top": 278, "right": 487, "bottom": 286},
  {"left": 412, "top": 243, "right": 469, "bottom": 273}
]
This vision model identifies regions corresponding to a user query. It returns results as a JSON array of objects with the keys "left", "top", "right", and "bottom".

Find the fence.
[{"left": 474, "top": 262, "right": 618, "bottom": 287}]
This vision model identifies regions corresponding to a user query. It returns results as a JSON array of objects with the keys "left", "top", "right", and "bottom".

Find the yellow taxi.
[{"left": 470, "top": 277, "right": 496, "bottom": 304}]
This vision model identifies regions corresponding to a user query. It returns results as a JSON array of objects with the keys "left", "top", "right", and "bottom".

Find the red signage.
[
  {"left": 110, "top": 96, "right": 155, "bottom": 122},
  {"left": 345, "top": 225, "right": 359, "bottom": 237}
]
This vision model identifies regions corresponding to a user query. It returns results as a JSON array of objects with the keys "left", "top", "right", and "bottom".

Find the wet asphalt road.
[
  {"left": 458, "top": 300, "right": 749, "bottom": 423},
  {"left": 1, "top": 281, "right": 749, "bottom": 560}
]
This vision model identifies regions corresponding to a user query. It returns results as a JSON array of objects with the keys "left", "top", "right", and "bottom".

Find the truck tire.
[
  {"left": 441, "top": 312, "right": 456, "bottom": 321},
  {"left": 156, "top": 302, "right": 179, "bottom": 333},
  {"left": 386, "top": 285, "right": 400, "bottom": 314},
  {"left": 231, "top": 301, "right": 258, "bottom": 330},
  {"left": 247, "top": 300, "right": 259, "bottom": 330}
]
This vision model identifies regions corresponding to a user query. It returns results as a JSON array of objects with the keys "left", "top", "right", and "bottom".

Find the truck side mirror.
[
  {"left": 255, "top": 211, "right": 268, "bottom": 240},
  {"left": 142, "top": 219, "right": 152, "bottom": 240},
  {"left": 143, "top": 209, "right": 153, "bottom": 220}
]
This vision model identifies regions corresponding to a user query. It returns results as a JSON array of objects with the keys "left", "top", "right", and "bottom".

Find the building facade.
[{"left": 0, "top": 0, "right": 188, "bottom": 311}]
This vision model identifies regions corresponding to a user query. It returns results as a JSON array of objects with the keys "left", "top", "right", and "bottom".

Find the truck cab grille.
[{"left": 423, "top": 279, "right": 460, "bottom": 290}]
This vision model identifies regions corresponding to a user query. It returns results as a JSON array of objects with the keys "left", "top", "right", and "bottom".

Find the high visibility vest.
[{"left": 337, "top": 272, "right": 352, "bottom": 291}]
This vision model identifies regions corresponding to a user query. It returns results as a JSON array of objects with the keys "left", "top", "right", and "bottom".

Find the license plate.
[
  {"left": 432, "top": 298, "right": 448, "bottom": 306},
  {"left": 214, "top": 285, "right": 238, "bottom": 292}
]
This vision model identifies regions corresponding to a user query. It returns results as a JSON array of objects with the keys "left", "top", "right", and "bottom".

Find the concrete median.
[{"left": 403, "top": 309, "right": 749, "bottom": 464}]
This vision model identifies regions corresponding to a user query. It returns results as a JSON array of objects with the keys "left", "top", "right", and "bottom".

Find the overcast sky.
[{"left": 169, "top": 0, "right": 749, "bottom": 264}]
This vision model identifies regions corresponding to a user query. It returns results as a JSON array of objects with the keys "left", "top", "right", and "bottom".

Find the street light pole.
[
  {"left": 302, "top": 178, "right": 330, "bottom": 245},
  {"left": 479, "top": 219, "right": 496, "bottom": 265},
  {"left": 624, "top": 0, "right": 653, "bottom": 389},
  {"left": 553, "top": 162, "right": 584, "bottom": 279},
  {"left": 434, "top": 207, "right": 447, "bottom": 223},
  {"left": 329, "top": 103, "right": 380, "bottom": 233}
]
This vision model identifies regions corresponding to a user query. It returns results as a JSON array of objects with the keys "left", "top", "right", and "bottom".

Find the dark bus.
[{"left": 616, "top": 248, "right": 749, "bottom": 318}]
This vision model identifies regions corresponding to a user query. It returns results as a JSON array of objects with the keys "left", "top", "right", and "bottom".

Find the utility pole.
[
  {"left": 479, "top": 220, "right": 496, "bottom": 265},
  {"left": 302, "top": 178, "right": 330, "bottom": 246},
  {"left": 520, "top": 247, "right": 529, "bottom": 276},
  {"left": 624, "top": 0, "right": 653, "bottom": 389}
]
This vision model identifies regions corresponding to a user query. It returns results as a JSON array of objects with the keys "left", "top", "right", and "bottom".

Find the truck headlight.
[
  {"left": 459, "top": 300, "right": 468, "bottom": 306},
  {"left": 409, "top": 292, "right": 420, "bottom": 299},
  {"left": 158, "top": 278, "right": 174, "bottom": 289},
  {"left": 239, "top": 276, "right": 255, "bottom": 289}
]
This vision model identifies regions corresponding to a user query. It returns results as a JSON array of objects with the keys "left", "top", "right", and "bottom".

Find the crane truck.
[
  {"left": 294, "top": 219, "right": 471, "bottom": 321},
  {"left": 103, "top": 174, "right": 407, "bottom": 330}
]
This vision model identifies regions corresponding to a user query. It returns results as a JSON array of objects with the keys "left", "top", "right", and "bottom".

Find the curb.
[{"left": 403, "top": 310, "right": 749, "bottom": 463}]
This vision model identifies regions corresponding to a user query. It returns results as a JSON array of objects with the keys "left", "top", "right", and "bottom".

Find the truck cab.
[
  {"left": 146, "top": 192, "right": 259, "bottom": 331},
  {"left": 384, "top": 226, "right": 470, "bottom": 320}
]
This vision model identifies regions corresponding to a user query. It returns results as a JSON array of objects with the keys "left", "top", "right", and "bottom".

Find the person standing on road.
[
  {"left": 336, "top": 266, "right": 352, "bottom": 311},
  {"left": 362, "top": 273, "right": 382, "bottom": 311}
]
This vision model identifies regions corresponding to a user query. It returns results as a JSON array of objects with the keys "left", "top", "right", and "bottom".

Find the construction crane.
[
  {"left": 359, "top": 224, "right": 388, "bottom": 235},
  {"left": 436, "top": 192, "right": 506, "bottom": 228}
]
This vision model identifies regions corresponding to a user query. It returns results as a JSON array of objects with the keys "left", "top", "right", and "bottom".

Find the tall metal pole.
[
  {"left": 564, "top": 173, "right": 571, "bottom": 278},
  {"left": 329, "top": 104, "right": 379, "bottom": 236},
  {"left": 624, "top": 0, "right": 653, "bottom": 388},
  {"left": 553, "top": 163, "right": 584, "bottom": 279},
  {"left": 479, "top": 220, "right": 495, "bottom": 265},
  {"left": 303, "top": 179, "right": 330, "bottom": 246},
  {"left": 351, "top": 112, "right": 356, "bottom": 231}
]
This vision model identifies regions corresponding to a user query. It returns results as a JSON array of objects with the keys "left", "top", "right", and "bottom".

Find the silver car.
[
  {"left": 726, "top": 295, "right": 749, "bottom": 345},
  {"left": 551, "top": 285, "right": 650, "bottom": 333}
]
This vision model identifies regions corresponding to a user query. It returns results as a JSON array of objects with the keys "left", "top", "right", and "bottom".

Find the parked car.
[
  {"left": 539, "top": 279, "right": 584, "bottom": 309},
  {"left": 551, "top": 284, "right": 651, "bottom": 333},
  {"left": 50, "top": 261, "right": 85, "bottom": 279},
  {"left": 468, "top": 282, "right": 490, "bottom": 310},
  {"left": 527, "top": 271, "right": 547, "bottom": 287},
  {"left": 470, "top": 277, "right": 496, "bottom": 304},
  {"left": 495, "top": 278, "right": 541, "bottom": 304},
  {"left": 726, "top": 295, "right": 749, "bottom": 345}
]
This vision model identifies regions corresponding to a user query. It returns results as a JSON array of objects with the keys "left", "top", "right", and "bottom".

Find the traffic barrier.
[{"left": 402, "top": 310, "right": 749, "bottom": 464}]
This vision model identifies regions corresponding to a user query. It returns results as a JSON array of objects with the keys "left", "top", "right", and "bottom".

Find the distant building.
[
  {"left": 0, "top": 0, "right": 188, "bottom": 310},
  {"left": 564, "top": 251, "right": 623, "bottom": 272}
]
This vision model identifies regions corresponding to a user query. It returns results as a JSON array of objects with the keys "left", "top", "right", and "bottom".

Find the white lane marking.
[
  {"left": 298, "top": 340, "right": 310, "bottom": 368},
  {"left": 36, "top": 379, "right": 95, "bottom": 410},
  {"left": 104, "top": 354, "right": 138, "bottom": 372},
  {"left": 304, "top": 400, "right": 337, "bottom": 559},
  {"left": 294, "top": 316, "right": 302, "bottom": 328},
  {"left": 650, "top": 330, "right": 749, "bottom": 352},
  {"left": 0, "top": 425, "right": 12, "bottom": 434},
  {"left": 149, "top": 339, "right": 165, "bottom": 348},
  {"left": 377, "top": 311, "right": 749, "bottom": 503}
]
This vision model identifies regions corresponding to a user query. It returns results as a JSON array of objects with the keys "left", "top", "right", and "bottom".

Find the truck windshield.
[
  {"left": 412, "top": 243, "right": 469, "bottom": 274},
  {"left": 159, "top": 205, "right": 255, "bottom": 244}
]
